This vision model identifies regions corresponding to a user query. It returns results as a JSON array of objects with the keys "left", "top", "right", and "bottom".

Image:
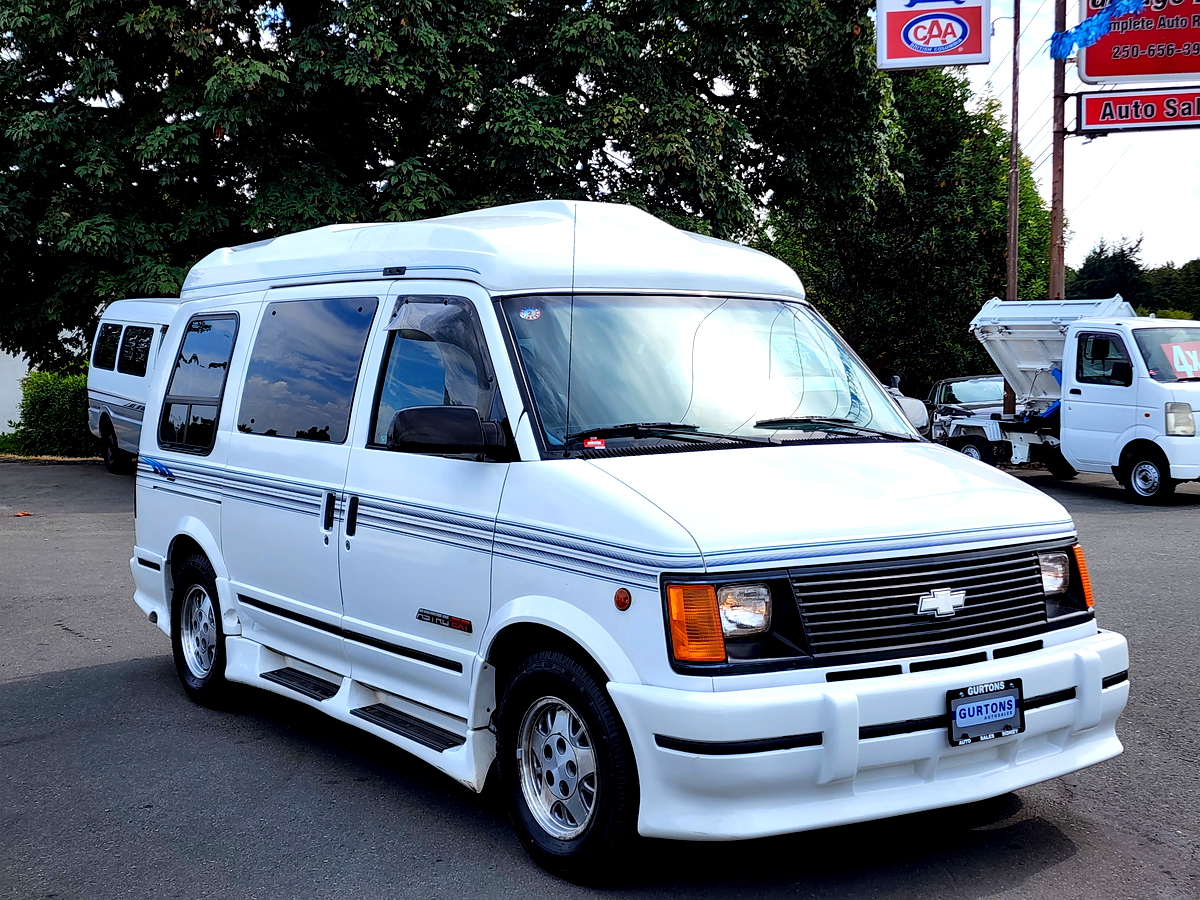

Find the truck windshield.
[
  {"left": 1133, "top": 327, "right": 1200, "bottom": 382},
  {"left": 501, "top": 295, "right": 914, "bottom": 448}
]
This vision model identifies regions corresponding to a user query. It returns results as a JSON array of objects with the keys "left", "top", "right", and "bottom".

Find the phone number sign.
[
  {"left": 1079, "top": 0, "right": 1200, "bottom": 84},
  {"left": 877, "top": 0, "right": 991, "bottom": 70},
  {"left": 1078, "top": 86, "right": 1200, "bottom": 130}
]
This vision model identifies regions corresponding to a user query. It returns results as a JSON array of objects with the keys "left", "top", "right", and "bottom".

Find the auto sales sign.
[{"left": 877, "top": 0, "right": 991, "bottom": 70}]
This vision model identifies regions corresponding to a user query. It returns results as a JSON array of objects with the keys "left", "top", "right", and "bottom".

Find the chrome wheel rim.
[
  {"left": 518, "top": 696, "right": 598, "bottom": 840},
  {"left": 1131, "top": 461, "right": 1161, "bottom": 496},
  {"left": 180, "top": 584, "right": 217, "bottom": 679},
  {"left": 960, "top": 443, "right": 983, "bottom": 461}
]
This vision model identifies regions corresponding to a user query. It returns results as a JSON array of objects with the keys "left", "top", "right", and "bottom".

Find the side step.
[
  {"left": 350, "top": 704, "right": 465, "bottom": 752},
  {"left": 261, "top": 667, "right": 340, "bottom": 701}
]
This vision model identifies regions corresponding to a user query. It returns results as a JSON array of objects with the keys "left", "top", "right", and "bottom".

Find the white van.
[
  {"left": 88, "top": 299, "right": 181, "bottom": 473},
  {"left": 130, "top": 202, "right": 1128, "bottom": 879}
]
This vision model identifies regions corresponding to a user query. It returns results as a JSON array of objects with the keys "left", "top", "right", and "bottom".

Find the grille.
[{"left": 790, "top": 548, "right": 1049, "bottom": 662}]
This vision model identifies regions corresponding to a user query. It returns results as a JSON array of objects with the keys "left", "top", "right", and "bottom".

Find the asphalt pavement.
[{"left": 1, "top": 460, "right": 1197, "bottom": 899}]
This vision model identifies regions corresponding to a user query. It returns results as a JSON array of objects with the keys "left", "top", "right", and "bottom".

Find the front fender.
[{"left": 1109, "top": 424, "right": 1162, "bottom": 467}]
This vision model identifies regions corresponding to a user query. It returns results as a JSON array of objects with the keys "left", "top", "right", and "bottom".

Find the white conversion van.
[
  {"left": 130, "top": 202, "right": 1128, "bottom": 879},
  {"left": 88, "top": 299, "right": 181, "bottom": 473}
]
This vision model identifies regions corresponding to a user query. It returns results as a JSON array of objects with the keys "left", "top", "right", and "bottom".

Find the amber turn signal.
[
  {"left": 1072, "top": 543, "right": 1094, "bottom": 608},
  {"left": 666, "top": 584, "right": 726, "bottom": 662}
]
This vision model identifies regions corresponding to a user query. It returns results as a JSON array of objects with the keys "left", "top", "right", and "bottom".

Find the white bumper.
[{"left": 609, "top": 630, "right": 1128, "bottom": 840}]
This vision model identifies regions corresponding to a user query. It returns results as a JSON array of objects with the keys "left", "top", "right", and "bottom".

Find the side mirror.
[
  {"left": 1110, "top": 360, "right": 1133, "bottom": 386},
  {"left": 388, "top": 406, "right": 489, "bottom": 455}
]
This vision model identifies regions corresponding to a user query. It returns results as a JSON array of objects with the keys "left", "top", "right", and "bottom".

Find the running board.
[
  {"left": 261, "top": 667, "right": 340, "bottom": 701},
  {"left": 350, "top": 704, "right": 465, "bottom": 752}
]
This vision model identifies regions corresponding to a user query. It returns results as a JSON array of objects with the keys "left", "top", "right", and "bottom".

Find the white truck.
[{"left": 939, "top": 296, "right": 1200, "bottom": 503}]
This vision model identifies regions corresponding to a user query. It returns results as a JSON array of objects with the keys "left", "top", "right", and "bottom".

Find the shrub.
[{"left": 8, "top": 371, "right": 99, "bottom": 457}]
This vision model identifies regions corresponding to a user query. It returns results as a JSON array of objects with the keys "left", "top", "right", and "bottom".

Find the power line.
[
  {"left": 986, "top": 0, "right": 1054, "bottom": 83},
  {"left": 1072, "top": 141, "right": 1134, "bottom": 211}
]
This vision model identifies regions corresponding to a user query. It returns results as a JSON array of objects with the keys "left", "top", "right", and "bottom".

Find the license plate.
[{"left": 946, "top": 678, "right": 1025, "bottom": 746}]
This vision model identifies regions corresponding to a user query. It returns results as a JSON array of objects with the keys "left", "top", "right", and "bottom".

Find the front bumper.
[{"left": 609, "top": 629, "right": 1128, "bottom": 840}]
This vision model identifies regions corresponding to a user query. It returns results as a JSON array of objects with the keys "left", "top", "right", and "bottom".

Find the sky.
[{"left": 964, "top": 0, "right": 1200, "bottom": 270}]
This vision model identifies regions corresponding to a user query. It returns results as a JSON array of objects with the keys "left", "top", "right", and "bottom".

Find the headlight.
[
  {"left": 716, "top": 584, "right": 772, "bottom": 636},
  {"left": 1037, "top": 551, "right": 1069, "bottom": 595},
  {"left": 1166, "top": 402, "right": 1195, "bottom": 436}
]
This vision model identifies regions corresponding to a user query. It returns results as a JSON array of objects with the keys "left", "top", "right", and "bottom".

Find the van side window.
[
  {"left": 93, "top": 324, "right": 123, "bottom": 370},
  {"left": 237, "top": 297, "right": 378, "bottom": 443},
  {"left": 369, "top": 295, "right": 500, "bottom": 446},
  {"left": 1077, "top": 333, "right": 1132, "bottom": 386},
  {"left": 159, "top": 315, "right": 239, "bottom": 453},
  {"left": 117, "top": 326, "right": 155, "bottom": 377}
]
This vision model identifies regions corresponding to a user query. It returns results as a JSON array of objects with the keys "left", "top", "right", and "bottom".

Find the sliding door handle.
[
  {"left": 322, "top": 492, "right": 336, "bottom": 530},
  {"left": 345, "top": 495, "right": 360, "bottom": 537}
]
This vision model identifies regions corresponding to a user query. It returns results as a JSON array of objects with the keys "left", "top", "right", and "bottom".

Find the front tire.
[
  {"left": 498, "top": 651, "right": 639, "bottom": 882},
  {"left": 1123, "top": 451, "right": 1176, "bottom": 504},
  {"left": 170, "top": 554, "right": 229, "bottom": 705}
]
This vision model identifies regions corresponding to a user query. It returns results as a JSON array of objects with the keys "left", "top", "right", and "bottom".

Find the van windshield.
[
  {"left": 1133, "top": 326, "right": 1200, "bottom": 382},
  {"left": 501, "top": 295, "right": 914, "bottom": 449}
]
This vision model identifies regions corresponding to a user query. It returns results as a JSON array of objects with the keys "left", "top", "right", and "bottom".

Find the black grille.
[{"left": 790, "top": 548, "right": 1049, "bottom": 663}]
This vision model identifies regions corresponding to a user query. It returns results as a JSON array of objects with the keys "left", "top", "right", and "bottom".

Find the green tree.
[
  {"left": 760, "top": 68, "right": 1051, "bottom": 392},
  {"left": 1, "top": 0, "right": 895, "bottom": 370},
  {"left": 1065, "top": 237, "right": 1151, "bottom": 306}
]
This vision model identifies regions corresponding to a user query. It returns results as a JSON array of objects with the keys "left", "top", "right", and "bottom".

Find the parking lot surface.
[{"left": 1, "top": 460, "right": 1197, "bottom": 899}]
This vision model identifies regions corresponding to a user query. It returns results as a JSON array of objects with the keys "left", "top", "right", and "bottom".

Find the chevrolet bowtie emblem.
[{"left": 917, "top": 587, "right": 966, "bottom": 617}]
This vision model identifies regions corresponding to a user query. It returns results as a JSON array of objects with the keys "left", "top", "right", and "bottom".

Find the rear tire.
[
  {"left": 498, "top": 651, "right": 639, "bottom": 883},
  {"left": 1123, "top": 450, "right": 1176, "bottom": 504},
  {"left": 170, "top": 554, "right": 230, "bottom": 706},
  {"left": 1043, "top": 446, "right": 1077, "bottom": 479},
  {"left": 951, "top": 435, "right": 995, "bottom": 466},
  {"left": 101, "top": 427, "right": 133, "bottom": 475}
]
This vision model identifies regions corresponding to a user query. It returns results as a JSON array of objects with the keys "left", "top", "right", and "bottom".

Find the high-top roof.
[{"left": 179, "top": 200, "right": 805, "bottom": 301}]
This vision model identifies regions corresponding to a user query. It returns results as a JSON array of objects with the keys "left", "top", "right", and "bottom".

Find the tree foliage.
[
  {"left": 1066, "top": 238, "right": 1200, "bottom": 317},
  {"left": 759, "top": 69, "right": 1051, "bottom": 393},
  {"left": 1, "top": 0, "right": 894, "bottom": 370}
]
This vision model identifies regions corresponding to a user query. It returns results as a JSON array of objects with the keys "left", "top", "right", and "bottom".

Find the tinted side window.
[
  {"left": 1077, "top": 333, "right": 1131, "bottom": 386},
  {"left": 159, "top": 316, "right": 239, "bottom": 453},
  {"left": 370, "top": 296, "right": 500, "bottom": 446},
  {"left": 93, "top": 324, "right": 122, "bottom": 370},
  {"left": 237, "top": 297, "right": 378, "bottom": 443},
  {"left": 117, "top": 326, "right": 155, "bottom": 377}
]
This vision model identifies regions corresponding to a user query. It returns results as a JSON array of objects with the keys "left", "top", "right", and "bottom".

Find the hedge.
[{"left": 6, "top": 371, "right": 99, "bottom": 457}]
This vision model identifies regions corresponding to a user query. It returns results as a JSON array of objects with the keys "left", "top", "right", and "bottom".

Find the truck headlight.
[
  {"left": 1165, "top": 402, "right": 1195, "bottom": 436},
  {"left": 1037, "top": 551, "right": 1069, "bottom": 595},
  {"left": 716, "top": 584, "right": 771, "bottom": 636}
]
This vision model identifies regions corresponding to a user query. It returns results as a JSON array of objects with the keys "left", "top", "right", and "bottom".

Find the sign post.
[{"left": 876, "top": 0, "right": 992, "bottom": 70}]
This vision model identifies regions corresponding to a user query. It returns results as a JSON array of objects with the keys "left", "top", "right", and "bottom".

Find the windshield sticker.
[
  {"left": 519, "top": 307, "right": 542, "bottom": 321},
  {"left": 1162, "top": 341, "right": 1200, "bottom": 379},
  {"left": 583, "top": 437, "right": 606, "bottom": 449}
]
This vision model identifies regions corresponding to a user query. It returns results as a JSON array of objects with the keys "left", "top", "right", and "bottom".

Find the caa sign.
[{"left": 877, "top": 0, "right": 991, "bottom": 70}]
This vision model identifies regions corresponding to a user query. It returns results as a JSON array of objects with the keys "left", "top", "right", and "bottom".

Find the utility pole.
[
  {"left": 1049, "top": 0, "right": 1067, "bottom": 299},
  {"left": 1006, "top": 0, "right": 1022, "bottom": 302}
]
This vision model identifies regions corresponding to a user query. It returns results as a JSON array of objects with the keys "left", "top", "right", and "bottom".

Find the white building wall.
[{"left": 0, "top": 352, "right": 28, "bottom": 431}]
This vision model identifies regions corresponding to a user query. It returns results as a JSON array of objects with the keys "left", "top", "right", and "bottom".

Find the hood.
[{"left": 585, "top": 441, "right": 1074, "bottom": 572}]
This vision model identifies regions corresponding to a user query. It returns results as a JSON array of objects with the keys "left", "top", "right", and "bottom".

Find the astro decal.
[
  {"left": 902, "top": 12, "right": 971, "bottom": 53},
  {"left": 878, "top": 0, "right": 988, "bottom": 68}
]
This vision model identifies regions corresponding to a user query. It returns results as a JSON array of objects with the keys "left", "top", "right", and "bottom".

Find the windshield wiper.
[
  {"left": 564, "top": 422, "right": 769, "bottom": 446},
  {"left": 753, "top": 416, "right": 918, "bottom": 441}
]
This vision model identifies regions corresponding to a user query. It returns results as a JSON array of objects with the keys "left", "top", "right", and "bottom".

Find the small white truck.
[{"left": 938, "top": 296, "right": 1200, "bottom": 503}]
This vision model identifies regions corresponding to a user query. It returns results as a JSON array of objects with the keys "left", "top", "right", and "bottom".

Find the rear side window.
[
  {"left": 117, "top": 326, "right": 155, "bottom": 377},
  {"left": 159, "top": 315, "right": 239, "bottom": 453},
  {"left": 236, "top": 297, "right": 378, "bottom": 443},
  {"left": 93, "top": 324, "right": 122, "bottom": 370}
]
